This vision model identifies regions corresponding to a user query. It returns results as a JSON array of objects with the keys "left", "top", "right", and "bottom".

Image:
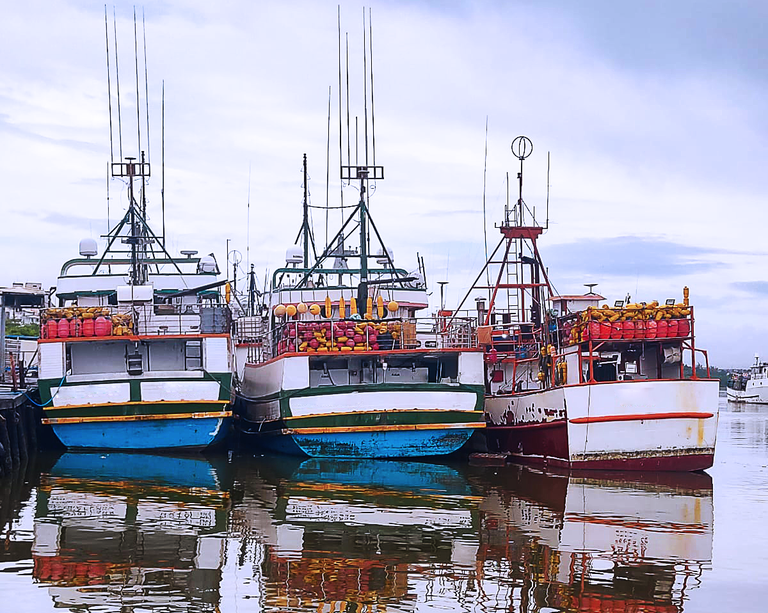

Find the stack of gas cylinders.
[
  {"left": 277, "top": 320, "right": 401, "bottom": 354},
  {"left": 569, "top": 301, "right": 692, "bottom": 344},
  {"left": 40, "top": 308, "right": 134, "bottom": 339}
]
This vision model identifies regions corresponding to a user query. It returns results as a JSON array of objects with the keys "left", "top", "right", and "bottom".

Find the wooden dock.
[{"left": 0, "top": 385, "right": 38, "bottom": 476}]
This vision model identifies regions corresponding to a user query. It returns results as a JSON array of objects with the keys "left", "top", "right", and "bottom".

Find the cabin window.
[{"left": 593, "top": 360, "right": 618, "bottom": 382}]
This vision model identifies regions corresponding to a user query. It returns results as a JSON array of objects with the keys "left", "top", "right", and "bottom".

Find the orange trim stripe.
[
  {"left": 45, "top": 399, "right": 227, "bottom": 411},
  {"left": 286, "top": 421, "right": 485, "bottom": 435},
  {"left": 42, "top": 410, "right": 231, "bottom": 425},
  {"left": 569, "top": 411, "right": 715, "bottom": 425}
]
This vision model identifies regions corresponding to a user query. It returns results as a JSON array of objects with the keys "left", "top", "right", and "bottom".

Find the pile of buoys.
[
  {"left": 569, "top": 301, "right": 692, "bottom": 344},
  {"left": 276, "top": 320, "right": 402, "bottom": 354},
  {"left": 273, "top": 298, "right": 399, "bottom": 321},
  {"left": 40, "top": 307, "right": 133, "bottom": 339}
]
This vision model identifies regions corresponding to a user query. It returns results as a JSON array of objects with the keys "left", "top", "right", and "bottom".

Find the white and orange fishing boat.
[{"left": 456, "top": 136, "right": 719, "bottom": 471}]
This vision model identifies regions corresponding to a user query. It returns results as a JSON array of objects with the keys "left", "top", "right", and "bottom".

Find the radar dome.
[
  {"left": 79, "top": 237, "right": 98, "bottom": 257},
  {"left": 199, "top": 255, "right": 217, "bottom": 274},
  {"left": 285, "top": 246, "right": 303, "bottom": 264}
]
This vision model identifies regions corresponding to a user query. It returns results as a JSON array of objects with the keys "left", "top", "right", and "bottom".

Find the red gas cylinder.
[
  {"left": 610, "top": 322, "right": 622, "bottom": 339},
  {"left": 82, "top": 317, "right": 95, "bottom": 337},
  {"left": 57, "top": 318, "right": 70, "bottom": 338},
  {"left": 599, "top": 322, "right": 611, "bottom": 339},
  {"left": 645, "top": 320, "right": 657, "bottom": 339},
  {"left": 69, "top": 318, "right": 81, "bottom": 338},
  {"left": 94, "top": 316, "right": 111, "bottom": 337},
  {"left": 634, "top": 320, "right": 646, "bottom": 340},
  {"left": 46, "top": 319, "right": 58, "bottom": 339},
  {"left": 677, "top": 319, "right": 691, "bottom": 337},
  {"left": 657, "top": 319, "right": 668, "bottom": 338},
  {"left": 622, "top": 321, "right": 635, "bottom": 339},
  {"left": 667, "top": 319, "right": 679, "bottom": 338}
]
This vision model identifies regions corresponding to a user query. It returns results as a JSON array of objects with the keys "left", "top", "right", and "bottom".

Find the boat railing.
[
  {"left": 39, "top": 303, "right": 231, "bottom": 340},
  {"left": 266, "top": 315, "right": 478, "bottom": 358},
  {"left": 561, "top": 304, "right": 695, "bottom": 344}
]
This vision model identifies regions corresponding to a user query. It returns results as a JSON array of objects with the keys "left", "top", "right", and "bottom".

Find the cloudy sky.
[{"left": 1, "top": 1, "right": 766, "bottom": 367}]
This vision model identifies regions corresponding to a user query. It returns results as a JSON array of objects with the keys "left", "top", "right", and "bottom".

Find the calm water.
[{"left": 0, "top": 395, "right": 765, "bottom": 612}]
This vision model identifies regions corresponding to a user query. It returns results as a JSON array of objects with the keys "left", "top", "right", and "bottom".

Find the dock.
[{"left": 0, "top": 385, "right": 38, "bottom": 476}]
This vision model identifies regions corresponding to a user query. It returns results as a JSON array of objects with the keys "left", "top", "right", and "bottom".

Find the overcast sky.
[{"left": 2, "top": 1, "right": 766, "bottom": 367}]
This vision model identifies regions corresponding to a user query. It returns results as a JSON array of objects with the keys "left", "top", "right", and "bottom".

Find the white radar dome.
[
  {"left": 285, "top": 246, "right": 303, "bottom": 264},
  {"left": 199, "top": 255, "right": 217, "bottom": 273},
  {"left": 79, "top": 237, "right": 98, "bottom": 257}
]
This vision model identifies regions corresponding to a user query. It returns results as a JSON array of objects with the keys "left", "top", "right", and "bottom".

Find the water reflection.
[
  {"left": 475, "top": 466, "right": 713, "bottom": 612},
  {"left": 31, "top": 452, "right": 230, "bottom": 611},
  {"left": 1, "top": 452, "right": 715, "bottom": 612}
]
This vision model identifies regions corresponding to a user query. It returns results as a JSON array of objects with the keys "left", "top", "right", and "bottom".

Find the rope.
[{"left": 24, "top": 374, "right": 67, "bottom": 408}]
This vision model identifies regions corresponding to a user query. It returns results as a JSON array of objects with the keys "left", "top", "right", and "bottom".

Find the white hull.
[
  {"left": 485, "top": 378, "right": 719, "bottom": 470},
  {"left": 726, "top": 385, "right": 768, "bottom": 404}
]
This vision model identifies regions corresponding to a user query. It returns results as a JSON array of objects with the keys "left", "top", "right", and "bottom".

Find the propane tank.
[
  {"left": 46, "top": 319, "right": 58, "bottom": 339},
  {"left": 57, "top": 318, "right": 70, "bottom": 338},
  {"left": 69, "top": 318, "right": 81, "bottom": 338},
  {"left": 94, "top": 316, "right": 111, "bottom": 337}
]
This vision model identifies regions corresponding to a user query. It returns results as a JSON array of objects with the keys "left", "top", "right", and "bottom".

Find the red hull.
[{"left": 485, "top": 422, "right": 714, "bottom": 472}]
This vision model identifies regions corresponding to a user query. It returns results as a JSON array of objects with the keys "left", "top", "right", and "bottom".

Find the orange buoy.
[{"left": 622, "top": 321, "right": 635, "bottom": 339}]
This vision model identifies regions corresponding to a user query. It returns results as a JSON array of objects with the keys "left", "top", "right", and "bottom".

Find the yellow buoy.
[
  {"left": 377, "top": 295, "right": 384, "bottom": 319},
  {"left": 274, "top": 304, "right": 286, "bottom": 317},
  {"left": 309, "top": 303, "right": 321, "bottom": 316},
  {"left": 225, "top": 282, "right": 231, "bottom": 304},
  {"left": 366, "top": 297, "right": 373, "bottom": 320},
  {"left": 339, "top": 296, "right": 346, "bottom": 319},
  {"left": 387, "top": 300, "right": 398, "bottom": 313},
  {"left": 297, "top": 302, "right": 308, "bottom": 314},
  {"left": 350, "top": 297, "right": 358, "bottom": 316},
  {"left": 286, "top": 304, "right": 297, "bottom": 317},
  {"left": 324, "top": 296, "right": 332, "bottom": 318}
]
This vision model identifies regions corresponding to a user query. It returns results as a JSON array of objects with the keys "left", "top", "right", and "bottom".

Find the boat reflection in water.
[
  {"left": 232, "top": 458, "right": 712, "bottom": 612},
  {"left": 476, "top": 465, "right": 713, "bottom": 612},
  {"left": 32, "top": 453, "right": 230, "bottom": 611},
  {"left": 231, "top": 457, "right": 483, "bottom": 610}
]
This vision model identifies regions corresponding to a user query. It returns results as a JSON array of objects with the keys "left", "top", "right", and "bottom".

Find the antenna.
[
  {"left": 325, "top": 86, "right": 331, "bottom": 250},
  {"left": 113, "top": 7, "right": 123, "bottom": 161},
  {"left": 368, "top": 7, "right": 377, "bottom": 165},
  {"left": 362, "top": 7, "right": 369, "bottom": 167},
  {"left": 545, "top": 151, "right": 551, "bottom": 230},
  {"left": 246, "top": 163, "right": 251, "bottom": 276},
  {"left": 133, "top": 8, "right": 141, "bottom": 159},
  {"left": 142, "top": 8, "right": 151, "bottom": 165},
  {"left": 482, "top": 117, "right": 490, "bottom": 287},
  {"left": 104, "top": 6, "right": 114, "bottom": 166},
  {"left": 161, "top": 80, "right": 165, "bottom": 245}
]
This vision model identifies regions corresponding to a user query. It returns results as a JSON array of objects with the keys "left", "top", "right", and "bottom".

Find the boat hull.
[
  {"left": 38, "top": 372, "right": 234, "bottom": 451},
  {"left": 46, "top": 411, "right": 231, "bottom": 450},
  {"left": 484, "top": 379, "right": 719, "bottom": 471},
  {"left": 239, "top": 419, "right": 478, "bottom": 458}
]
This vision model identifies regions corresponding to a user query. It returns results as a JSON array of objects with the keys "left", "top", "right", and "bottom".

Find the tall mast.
[{"left": 303, "top": 153, "right": 309, "bottom": 268}]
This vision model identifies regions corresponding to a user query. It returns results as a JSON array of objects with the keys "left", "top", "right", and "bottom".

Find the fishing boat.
[
  {"left": 456, "top": 136, "right": 719, "bottom": 471},
  {"left": 233, "top": 157, "right": 485, "bottom": 458},
  {"left": 726, "top": 355, "right": 768, "bottom": 404},
  {"left": 36, "top": 154, "right": 233, "bottom": 450}
]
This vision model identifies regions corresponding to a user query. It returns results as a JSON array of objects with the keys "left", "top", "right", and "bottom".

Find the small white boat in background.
[{"left": 726, "top": 355, "right": 768, "bottom": 404}]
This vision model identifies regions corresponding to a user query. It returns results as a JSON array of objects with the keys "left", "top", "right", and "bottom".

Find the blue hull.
[
  {"left": 50, "top": 416, "right": 231, "bottom": 451},
  {"left": 285, "top": 427, "right": 476, "bottom": 459}
]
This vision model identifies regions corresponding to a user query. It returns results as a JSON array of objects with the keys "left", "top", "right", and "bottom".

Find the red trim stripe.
[
  {"left": 488, "top": 420, "right": 566, "bottom": 431},
  {"left": 569, "top": 411, "right": 715, "bottom": 424}
]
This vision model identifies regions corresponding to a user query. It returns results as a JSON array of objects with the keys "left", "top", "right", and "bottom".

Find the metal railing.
[
  {"left": 40, "top": 303, "right": 231, "bottom": 339},
  {"left": 239, "top": 315, "right": 479, "bottom": 360}
]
